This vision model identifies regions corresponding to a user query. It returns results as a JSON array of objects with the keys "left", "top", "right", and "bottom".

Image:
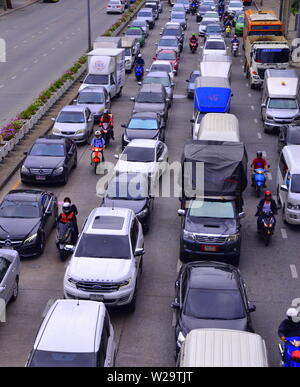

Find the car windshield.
[
  {"left": 121, "top": 146, "right": 155, "bottom": 162},
  {"left": 206, "top": 25, "right": 223, "bottom": 33},
  {"left": 255, "top": 48, "right": 290, "bottom": 64},
  {"left": 28, "top": 350, "right": 96, "bottom": 367},
  {"left": 184, "top": 288, "right": 245, "bottom": 319},
  {"left": 136, "top": 92, "right": 164, "bottom": 103},
  {"left": 124, "top": 48, "right": 132, "bottom": 56},
  {"left": 29, "top": 143, "right": 65, "bottom": 157},
  {"left": 163, "top": 29, "right": 180, "bottom": 36},
  {"left": 144, "top": 76, "right": 170, "bottom": 87},
  {"left": 138, "top": 12, "right": 151, "bottom": 17},
  {"left": 85, "top": 74, "right": 109, "bottom": 85},
  {"left": 291, "top": 174, "right": 300, "bottom": 194},
  {"left": 188, "top": 201, "right": 235, "bottom": 219},
  {"left": 0, "top": 257, "right": 10, "bottom": 282},
  {"left": 151, "top": 64, "right": 171, "bottom": 73},
  {"left": 171, "top": 13, "right": 185, "bottom": 19},
  {"left": 268, "top": 98, "right": 298, "bottom": 110},
  {"left": 78, "top": 92, "right": 104, "bottom": 104},
  {"left": 157, "top": 52, "right": 176, "bottom": 60},
  {"left": 75, "top": 233, "right": 131, "bottom": 259},
  {"left": 107, "top": 179, "right": 147, "bottom": 200},
  {"left": 128, "top": 118, "right": 158, "bottom": 130},
  {"left": 127, "top": 28, "right": 142, "bottom": 35},
  {"left": 0, "top": 200, "right": 40, "bottom": 218},
  {"left": 57, "top": 111, "right": 85, "bottom": 123},
  {"left": 159, "top": 39, "right": 177, "bottom": 46},
  {"left": 205, "top": 41, "right": 225, "bottom": 50}
]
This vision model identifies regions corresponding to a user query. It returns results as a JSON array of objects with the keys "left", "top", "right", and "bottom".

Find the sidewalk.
[{"left": 0, "top": 0, "right": 39, "bottom": 17}]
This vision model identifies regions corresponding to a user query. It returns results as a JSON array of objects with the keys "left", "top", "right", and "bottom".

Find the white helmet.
[
  {"left": 95, "top": 130, "right": 101, "bottom": 137},
  {"left": 287, "top": 308, "right": 298, "bottom": 318},
  {"left": 62, "top": 202, "right": 71, "bottom": 213}
]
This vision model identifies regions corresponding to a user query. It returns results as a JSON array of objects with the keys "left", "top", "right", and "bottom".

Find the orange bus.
[{"left": 243, "top": 10, "right": 283, "bottom": 42}]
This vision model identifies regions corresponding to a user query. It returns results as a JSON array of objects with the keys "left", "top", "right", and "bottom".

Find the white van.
[
  {"left": 196, "top": 113, "right": 240, "bottom": 142},
  {"left": 177, "top": 328, "right": 268, "bottom": 367},
  {"left": 277, "top": 145, "right": 300, "bottom": 225},
  {"left": 26, "top": 300, "right": 116, "bottom": 367}
]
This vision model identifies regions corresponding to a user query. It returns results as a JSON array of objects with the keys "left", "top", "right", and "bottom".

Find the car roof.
[
  {"left": 126, "top": 139, "right": 159, "bottom": 148},
  {"left": 36, "top": 135, "right": 67, "bottom": 144},
  {"left": 160, "top": 35, "right": 179, "bottom": 40},
  {"left": 85, "top": 207, "right": 134, "bottom": 235},
  {"left": 151, "top": 60, "right": 172, "bottom": 67},
  {"left": 34, "top": 300, "right": 106, "bottom": 353},
  {"left": 4, "top": 189, "right": 45, "bottom": 202},
  {"left": 140, "top": 83, "right": 165, "bottom": 92}
]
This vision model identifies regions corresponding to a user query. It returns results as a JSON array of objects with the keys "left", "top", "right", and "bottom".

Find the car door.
[
  {"left": 42, "top": 193, "right": 58, "bottom": 232},
  {"left": 0, "top": 256, "right": 12, "bottom": 304},
  {"left": 65, "top": 140, "right": 76, "bottom": 170}
]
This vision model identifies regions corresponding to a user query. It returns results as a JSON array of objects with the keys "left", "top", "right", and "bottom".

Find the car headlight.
[
  {"left": 21, "top": 165, "right": 30, "bottom": 174},
  {"left": 23, "top": 233, "right": 38, "bottom": 245},
  {"left": 52, "top": 128, "right": 61, "bottom": 134},
  {"left": 52, "top": 166, "right": 64, "bottom": 175},
  {"left": 227, "top": 233, "right": 240, "bottom": 242},
  {"left": 119, "top": 278, "right": 131, "bottom": 288},
  {"left": 76, "top": 129, "right": 85, "bottom": 134},
  {"left": 137, "top": 208, "right": 149, "bottom": 218},
  {"left": 67, "top": 277, "right": 78, "bottom": 286},
  {"left": 177, "top": 331, "right": 186, "bottom": 348},
  {"left": 183, "top": 230, "right": 195, "bottom": 241},
  {"left": 266, "top": 115, "right": 274, "bottom": 121},
  {"left": 287, "top": 202, "right": 300, "bottom": 210}
]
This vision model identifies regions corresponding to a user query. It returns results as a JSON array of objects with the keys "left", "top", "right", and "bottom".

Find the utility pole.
[
  {"left": 281, "top": 0, "right": 292, "bottom": 37},
  {"left": 87, "top": 0, "right": 92, "bottom": 52}
]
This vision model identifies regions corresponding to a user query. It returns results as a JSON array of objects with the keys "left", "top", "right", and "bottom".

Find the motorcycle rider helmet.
[
  {"left": 95, "top": 130, "right": 102, "bottom": 138},
  {"left": 62, "top": 202, "right": 71, "bottom": 214},
  {"left": 256, "top": 151, "right": 263, "bottom": 158},
  {"left": 192, "top": 33, "right": 196, "bottom": 36},
  {"left": 138, "top": 53, "right": 142, "bottom": 58},
  {"left": 103, "top": 109, "right": 109, "bottom": 115},
  {"left": 265, "top": 190, "right": 272, "bottom": 199},
  {"left": 287, "top": 308, "right": 299, "bottom": 321}
]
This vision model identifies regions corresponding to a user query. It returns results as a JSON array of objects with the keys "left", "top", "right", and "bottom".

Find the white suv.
[
  {"left": 63, "top": 207, "right": 144, "bottom": 312},
  {"left": 26, "top": 300, "right": 115, "bottom": 367}
]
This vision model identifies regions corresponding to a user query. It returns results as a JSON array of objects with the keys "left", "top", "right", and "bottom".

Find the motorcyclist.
[
  {"left": 57, "top": 202, "right": 78, "bottom": 242},
  {"left": 255, "top": 190, "right": 277, "bottom": 231},
  {"left": 90, "top": 130, "right": 106, "bottom": 162},
  {"left": 63, "top": 197, "right": 78, "bottom": 236},
  {"left": 251, "top": 151, "right": 268, "bottom": 186},
  {"left": 189, "top": 33, "right": 198, "bottom": 46},
  {"left": 278, "top": 308, "right": 300, "bottom": 341},
  {"left": 135, "top": 53, "right": 145, "bottom": 67},
  {"left": 231, "top": 35, "right": 239, "bottom": 45},
  {"left": 99, "top": 109, "right": 115, "bottom": 140},
  {"left": 190, "top": 0, "right": 197, "bottom": 11}
]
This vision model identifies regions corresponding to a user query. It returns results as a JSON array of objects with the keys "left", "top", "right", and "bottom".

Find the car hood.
[
  {"left": 185, "top": 217, "right": 237, "bottom": 235},
  {"left": 24, "top": 156, "right": 65, "bottom": 169},
  {"left": 133, "top": 102, "right": 165, "bottom": 114},
  {"left": 125, "top": 128, "right": 160, "bottom": 140},
  {"left": 0, "top": 218, "right": 40, "bottom": 240},
  {"left": 67, "top": 257, "right": 132, "bottom": 282},
  {"left": 267, "top": 109, "right": 299, "bottom": 119},
  {"left": 53, "top": 122, "right": 86, "bottom": 132},
  {"left": 115, "top": 159, "right": 157, "bottom": 174},
  {"left": 103, "top": 198, "right": 147, "bottom": 214},
  {"left": 181, "top": 314, "right": 248, "bottom": 335}
]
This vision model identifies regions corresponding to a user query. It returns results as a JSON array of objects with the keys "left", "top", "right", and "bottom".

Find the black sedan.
[
  {"left": 172, "top": 261, "right": 256, "bottom": 353},
  {"left": 102, "top": 173, "right": 154, "bottom": 232},
  {"left": 0, "top": 190, "right": 58, "bottom": 257},
  {"left": 20, "top": 136, "right": 77, "bottom": 185}
]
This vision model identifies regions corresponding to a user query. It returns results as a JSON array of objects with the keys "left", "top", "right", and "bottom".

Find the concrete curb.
[{"left": 0, "top": 0, "right": 40, "bottom": 18}]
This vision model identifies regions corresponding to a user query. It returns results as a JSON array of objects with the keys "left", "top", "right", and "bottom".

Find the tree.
[{"left": 3, "top": 0, "right": 13, "bottom": 9}]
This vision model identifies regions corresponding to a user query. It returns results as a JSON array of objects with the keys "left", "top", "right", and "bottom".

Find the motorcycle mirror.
[
  {"left": 238, "top": 212, "right": 245, "bottom": 219},
  {"left": 64, "top": 245, "right": 75, "bottom": 252},
  {"left": 114, "top": 154, "right": 119, "bottom": 159}
]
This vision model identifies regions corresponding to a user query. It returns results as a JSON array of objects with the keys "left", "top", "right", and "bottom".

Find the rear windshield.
[
  {"left": 28, "top": 351, "right": 95, "bottom": 367},
  {"left": 128, "top": 118, "right": 158, "bottom": 130},
  {"left": 144, "top": 76, "right": 170, "bottom": 87},
  {"left": 205, "top": 41, "right": 225, "bottom": 50},
  {"left": 138, "top": 11, "right": 152, "bottom": 17},
  {"left": 121, "top": 146, "right": 155, "bottom": 162},
  {"left": 57, "top": 111, "right": 85, "bottom": 123},
  {"left": 126, "top": 29, "right": 142, "bottom": 35},
  {"left": 85, "top": 74, "right": 109, "bottom": 85},
  {"left": 157, "top": 52, "right": 176, "bottom": 60},
  {"left": 159, "top": 39, "right": 178, "bottom": 47},
  {"left": 136, "top": 92, "right": 164, "bottom": 103},
  {"left": 78, "top": 92, "right": 104, "bottom": 104}
]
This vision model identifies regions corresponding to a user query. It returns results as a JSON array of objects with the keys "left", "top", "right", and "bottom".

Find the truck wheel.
[{"left": 117, "top": 87, "right": 123, "bottom": 98}]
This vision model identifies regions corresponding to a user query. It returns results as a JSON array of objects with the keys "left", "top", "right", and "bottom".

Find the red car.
[{"left": 153, "top": 49, "right": 179, "bottom": 75}]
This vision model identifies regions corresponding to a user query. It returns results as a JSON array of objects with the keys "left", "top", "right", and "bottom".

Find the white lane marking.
[
  {"left": 281, "top": 228, "right": 288, "bottom": 239},
  {"left": 267, "top": 172, "right": 272, "bottom": 181},
  {"left": 11, "top": 75, "right": 16, "bottom": 80},
  {"left": 246, "top": 83, "right": 249, "bottom": 87},
  {"left": 251, "top": 105, "right": 255, "bottom": 110},
  {"left": 257, "top": 132, "right": 262, "bottom": 139},
  {"left": 0, "top": 84, "right": 4, "bottom": 89},
  {"left": 32, "top": 35, "right": 36, "bottom": 38},
  {"left": 43, "top": 53, "right": 48, "bottom": 57},
  {"left": 248, "top": 93, "right": 252, "bottom": 97},
  {"left": 23, "top": 67, "right": 28, "bottom": 71},
  {"left": 290, "top": 264, "right": 298, "bottom": 279},
  {"left": 254, "top": 118, "right": 258, "bottom": 124},
  {"left": 173, "top": 94, "right": 186, "bottom": 99},
  {"left": 41, "top": 299, "right": 55, "bottom": 318},
  {"left": 13, "top": 45, "right": 18, "bottom": 49},
  {"left": 262, "top": 151, "right": 267, "bottom": 158},
  {"left": 23, "top": 40, "right": 27, "bottom": 43},
  {"left": 176, "top": 259, "right": 182, "bottom": 273},
  {"left": 51, "top": 47, "right": 56, "bottom": 50},
  {"left": 33, "top": 59, "right": 38, "bottom": 63},
  {"left": 172, "top": 311, "right": 176, "bottom": 327},
  {"left": 59, "top": 41, "right": 63, "bottom": 44}
]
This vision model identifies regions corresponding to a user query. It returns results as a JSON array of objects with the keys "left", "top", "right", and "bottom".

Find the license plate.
[
  {"left": 36, "top": 175, "right": 46, "bottom": 181},
  {"left": 90, "top": 294, "right": 104, "bottom": 301},
  {"left": 202, "top": 245, "right": 217, "bottom": 252}
]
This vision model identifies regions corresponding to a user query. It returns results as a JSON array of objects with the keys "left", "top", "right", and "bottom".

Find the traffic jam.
[{"left": 1, "top": 0, "right": 300, "bottom": 368}]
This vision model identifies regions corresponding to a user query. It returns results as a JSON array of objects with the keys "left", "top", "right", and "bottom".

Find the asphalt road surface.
[
  {"left": 0, "top": 3, "right": 299, "bottom": 367},
  {"left": 0, "top": 0, "right": 120, "bottom": 128}
]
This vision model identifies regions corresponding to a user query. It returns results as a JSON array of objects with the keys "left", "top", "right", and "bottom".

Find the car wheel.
[
  {"left": 231, "top": 254, "right": 240, "bottom": 266},
  {"left": 10, "top": 277, "right": 19, "bottom": 302},
  {"left": 38, "top": 233, "right": 46, "bottom": 255},
  {"left": 125, "top": 287, "right": 137, "bottom": 313}
]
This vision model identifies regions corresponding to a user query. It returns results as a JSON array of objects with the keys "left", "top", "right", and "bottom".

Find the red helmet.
[{"left": 265, "top": 190, "right": 272, "bottom": 198}]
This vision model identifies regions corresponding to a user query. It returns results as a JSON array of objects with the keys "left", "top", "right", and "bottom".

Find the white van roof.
[
  {"left": 180, "top": 329, "right": 268, "bottom": 367},
  {"left": 198, "top": 113, "right": 240, "bottom": 142},
  {"left": 283, "top": 145, "right": 300, "bottom": 173}
]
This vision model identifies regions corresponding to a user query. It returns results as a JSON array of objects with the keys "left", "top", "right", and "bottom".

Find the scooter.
[
  {"left": 231, "top": 41, "right": 239, "bottom": 56},
  {"left": 279, "top": 337, "right": 300, "bottom": 367},
  {"left": 253, "top": 168, "right": 266, "bottom": 197},
  {"left": 100, "top": 122, "right": 113, "bottom": 146},
  {"left": 189, "top": 41, "right": 198, "bottom": 54},
  {"left": 56, "top": 221, "right": 77, "bottom": 261},
  {"left": 257, "top": 211, "right": 275, "bottom": 246},
  {"left": 135, "top": 65, "right": 144, "bottom": 81},
  {"left": 90, "top": 146, "right": 104, "bottom": 174}
]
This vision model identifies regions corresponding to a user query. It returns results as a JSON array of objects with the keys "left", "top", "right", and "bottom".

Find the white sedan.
[
  {"left": 201, "top": 37, "right": 228, "bottom": 56},
  {"left": 147, "top": 60, "right": 175, "bottom": 79},
  {"left": 114, "top": 139, "right": 168, "bottom": 183}
]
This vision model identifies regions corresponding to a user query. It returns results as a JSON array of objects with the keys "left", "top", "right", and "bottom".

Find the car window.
[
  {"left": 130, "top": 223, "right": 138, "bottom": 252},
  {"left": 0, "top": 257, "right": 10, "bottom": 283},
  {"left": 97, "top": 322, "right": 109, "bottom": 367},
  {"left": 205, "top": 41, "right": 226, "bottom": 50},
  {"left": 0, "top": 200, "right": 40, "bottom": 218},
  {"left": 121, "top": 146, "right": 156, "bottom": 162},
  {"left": 41, "top": 194, "right": 50, "bottom": 210},
  {"left": 29, "top": 143, "right": 65, "bottom": 157},
  {"left": 128, "top": 118, "right": 158, "bottom": 130},
  {"left": 57, "top": 111, "right": 85, "bottom": 124}
]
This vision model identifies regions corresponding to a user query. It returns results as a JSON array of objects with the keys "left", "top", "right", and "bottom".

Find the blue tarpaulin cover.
[{"left": 194, "top": 87, "right": 231, "bottom": 113}]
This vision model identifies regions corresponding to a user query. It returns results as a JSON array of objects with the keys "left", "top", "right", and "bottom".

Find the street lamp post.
[{"left": 87, "top": 0, "right": 92, "bottom": 52}]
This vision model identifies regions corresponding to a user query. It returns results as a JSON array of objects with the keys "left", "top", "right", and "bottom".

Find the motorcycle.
[
  {"left": 56, "top": 221, "right": 77, "bottom": 261},
  {"left": 253, "top": 168, "right": 266, "bottom": 197},
  {"left": 189, "top": 41, "right": 198, "bottom": 54},
  {"left": 231, "top": 41, "right": 239, "bottom": 56},
  {"left": 135, "top": 64, "right": 144, "bottom": 81},
  {"left": 90, "top": 146, "right": 104, "bottom": 173},
  {"left": 279, "top": 337, "right": 300, "bottom": 367},
  {"left": 258, "top": 210, "right": 275, "bottom": 246},
  {"left": 100, "top": 121, "right": 113, "bottom": 146}
]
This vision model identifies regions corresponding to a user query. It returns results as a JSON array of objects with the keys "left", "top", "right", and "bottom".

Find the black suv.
[
  {"left": 178, "top": 199, "right": 244, "bottom": 266},
  {"left": 21, "top": 136, "right": 77, "bottom": 185}
]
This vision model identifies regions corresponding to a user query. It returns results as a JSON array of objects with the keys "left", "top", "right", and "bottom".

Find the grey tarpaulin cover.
[{"left": 181, "top": 140, "right": 248, "bottom": 200}]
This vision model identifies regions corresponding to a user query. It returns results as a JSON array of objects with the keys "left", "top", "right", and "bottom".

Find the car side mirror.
[
  {"left": 238, "top": 212, "right": 245, "bottom": 219},
  {"left": 280, "top": 184, "right": 288, "bottom": 192},
  {"left": 130, "top": 97, "right": 135, "bottom": 101},
  {"left": 121, "top": 124, "right": 126, "bottom": 128},
  {"left": 261, "top": 103, "right": 266, "bottom": 108},
  {"left": 0, "top": 285, "right": 7, "bottom": 292},
  {"left": 114, "top": 154, "right": 119, "bottom": 159},
  {"left": 138, "top": 81, "right": 142, "bottom": 85},
  {"left": 134, "top": 247, "right": 145, "bottom": 256},
  {"left": 249, "top": 303, "right": 256, "bottom": 313},
  {"left": 178, "top": 209, "right": 185, "bottom": 216},
  {"left": 146, "top": 69, "right": 150, "bottom": 72},
  {"left": 51, "top": 117, "right": 55, "bottom": 121},
  {"left": 64, "top": 245, "right": 75, "bottom": 252},
  {"left": 23, "top": 151, "right": 28, "bottom": 156},
  {"left": 73, "top": 99, "right": 77, "bottom": 103},
  {"left": 190, "top": 119, "right": 195, "bottom": 123},
  {"left": 171, "top": 301, "right": 180, "bottom": 309}
]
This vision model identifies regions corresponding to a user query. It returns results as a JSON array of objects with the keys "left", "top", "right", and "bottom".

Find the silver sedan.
[{"left": 0, "top": 249, "right": 20, "bottom": 312}]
